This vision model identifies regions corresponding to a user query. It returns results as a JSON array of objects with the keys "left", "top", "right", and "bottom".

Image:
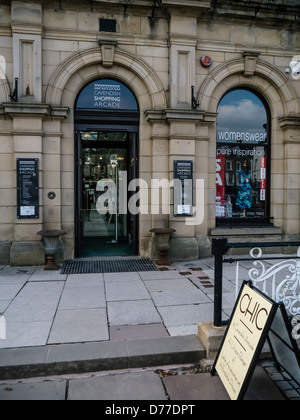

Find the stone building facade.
[{"left": 0, "top": 0, "right": 299, "bottom": 265}]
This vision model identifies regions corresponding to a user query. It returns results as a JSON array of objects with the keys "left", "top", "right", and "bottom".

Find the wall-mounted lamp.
[
  {"left": 191, "top": 86, "right": 200, "bottom": 110},
  {"left": 10, "top": 77, "right": 18, "bottom": 103}
]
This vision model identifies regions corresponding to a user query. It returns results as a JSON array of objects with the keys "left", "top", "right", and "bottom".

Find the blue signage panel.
[{"left": 76, "top": 79, "right": 138, "bottom": 111}]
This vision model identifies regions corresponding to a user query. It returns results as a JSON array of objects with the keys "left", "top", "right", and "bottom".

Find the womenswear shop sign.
[
  {"left": 212, "top": 282, "right": 278, "bottom": 400},
  {"left": 17, "top": 159, "right": 39, "bottom": 219}
]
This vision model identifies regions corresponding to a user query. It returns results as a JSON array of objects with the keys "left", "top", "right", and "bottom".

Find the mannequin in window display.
[{"left": 236, "top": 161, "right": 252, "bottom": 218}]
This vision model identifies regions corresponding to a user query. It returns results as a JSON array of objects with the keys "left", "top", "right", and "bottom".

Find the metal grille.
[{"left": 61, "top": 258, "right": 158, "bottom": 275}]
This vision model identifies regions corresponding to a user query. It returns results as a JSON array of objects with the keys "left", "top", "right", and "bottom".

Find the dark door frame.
[{"left": 74, "top": 112, "right": 140, "bottom": 258}]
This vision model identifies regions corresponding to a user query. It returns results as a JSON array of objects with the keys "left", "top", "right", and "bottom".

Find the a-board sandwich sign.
[
  {"left": 268, "top": 303, "right": 300, "bottom": 388},
  {"left": 211, "top": 281, "right": 278, "bottom": 400}
]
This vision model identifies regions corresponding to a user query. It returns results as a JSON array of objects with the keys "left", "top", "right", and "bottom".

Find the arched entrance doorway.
[{"left": 74, "top": 79, "right": 140, "bottom": 258}]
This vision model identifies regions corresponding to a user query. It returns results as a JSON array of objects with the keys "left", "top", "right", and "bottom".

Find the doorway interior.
[
  {"left": 75, "top": 129, "right": 139, "bottom": 258},
  {"left": 74, "top": 78, "right": 140, "bottom": 258}
]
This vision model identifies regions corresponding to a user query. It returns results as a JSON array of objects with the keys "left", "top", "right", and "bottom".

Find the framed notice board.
[
  {"left": 174, "top": 160, "right": 193, "bottom": 217},
  {"left": 212, "top": 281, "right": 278, "bottom": 400},
  {"left": 17, "top": 158, "right": 39, "bottom": 219}
]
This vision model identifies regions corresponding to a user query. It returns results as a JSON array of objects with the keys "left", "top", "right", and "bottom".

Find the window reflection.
[{"left": 216, "top": 89, "right": 270, "bottom": 224}]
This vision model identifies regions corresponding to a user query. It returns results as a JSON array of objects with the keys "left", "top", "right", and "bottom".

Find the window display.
[{"left": 216, "top": 89, "right": 270, "bottom": 224}]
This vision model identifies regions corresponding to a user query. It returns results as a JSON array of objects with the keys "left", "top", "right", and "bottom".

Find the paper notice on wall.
[{"left": 20, "top": 206, "right": 35, "bottom": 216}]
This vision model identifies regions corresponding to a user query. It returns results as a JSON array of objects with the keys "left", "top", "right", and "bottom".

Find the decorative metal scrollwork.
[{"left": 243, "top": 247, "right": 300, "bottom": 317}]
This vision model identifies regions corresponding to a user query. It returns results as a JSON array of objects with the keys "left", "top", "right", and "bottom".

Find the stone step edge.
[{"left": 0, "top": 335, "right": 206, "bottom": 380}]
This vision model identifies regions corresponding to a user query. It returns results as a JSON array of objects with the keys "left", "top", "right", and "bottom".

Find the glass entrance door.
[{"left": 76, "top": 131, "right": 138, "bottom": 257}]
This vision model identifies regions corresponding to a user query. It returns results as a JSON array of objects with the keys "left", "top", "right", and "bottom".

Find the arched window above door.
[
  {"left": 216, "top": 89, "right": 271, "bottom": 226},
  {"left": 76, "top": 78, "right": 139, "bottom": 112}
]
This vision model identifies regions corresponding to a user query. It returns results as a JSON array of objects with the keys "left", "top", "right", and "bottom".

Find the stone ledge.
[{"left": 0, "top": 335, "right": 205, "bottom": 380}]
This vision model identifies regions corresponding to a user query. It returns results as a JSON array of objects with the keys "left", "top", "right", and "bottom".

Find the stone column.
[
  {"left": 280, "top": 117, "right": 300, "bottom": 241},
  {"left": 4, "top": 103, "right": 49, "bottom": 265},
  {"left": 166, "top": 110, "right": 204, "bottom": 262}
]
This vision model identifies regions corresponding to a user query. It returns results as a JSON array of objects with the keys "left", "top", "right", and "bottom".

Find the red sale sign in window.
[
  {"left": 216, "top": 154, "right": 226, "bottom": 217},
  {"left": 260, "top": 157, "right": 266, "bottom": 201}
]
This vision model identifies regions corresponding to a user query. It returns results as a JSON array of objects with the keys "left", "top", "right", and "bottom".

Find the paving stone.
[
  {"left": 58, "top": 286, "right": 106, "bottom": 310},
  {"left": 0, "top": 380, "right": 67, "bottom": 400},
  {"left": 150, "top": 288, "right": 211, "bottom": 306},
  {"left": 104, "top": 272, "right": 142, "bottom": 282},
  {"left": 163, "top": 367, "right": 285, "bottom": 400},
  {"left": 144, "top": 279, "right": 195, "bottom": 292},
  {"left": 4, "top": 295, "right": 61, "bottom": 323},
  {"left": 0, "top": 275, "right": 30, "bottom": 285},
  {"left": 163, "top": 372, "right": 230, "bottom": 400},
  {"left": 109, "top": 324, "right": 169, "bottom": 341},
  {"left": 0, "top": 321, "right": 53, "bottom": 349},
  {"left": 48, "top": 308, "right": 109, "bottom": 344},
  {"left": 167, "top": 325, "right": 198, "bottom": 337},
  {"left": 29, "top": 269, "right": 67, "bottom": 282},
  {"left": 0, "top": 301, "right": 11, "bottom": 314},
  {"left": 17, "top": 282, "right": 64, "bottom": 298},
  {"left": 4, "top": 293, "right": 61, "bottom": 323},
  {"left": 138, "top": 271, "right": 183, "bottom": 280},
  {"left": 0, "top": 284, "right": 24, "bottom": 301},
  {"left": 107, "top": 300, "right": 162, "bottom": 326},
  {"left": 65, "top": 273, "right": 104, "bottom": 288},
  {"left": 158, "top": 303, "right": 214, "bottom": 327},
  {"left": 106, "top": 281, "right": 150, "bottom": 302},
  {"left": 68, "top": 371, "right": 167, "bottom": 401}
]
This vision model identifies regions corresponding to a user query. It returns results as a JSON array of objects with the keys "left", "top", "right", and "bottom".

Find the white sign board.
[{"left": 212, "top": 282, "right": 278, "bottom": 400}]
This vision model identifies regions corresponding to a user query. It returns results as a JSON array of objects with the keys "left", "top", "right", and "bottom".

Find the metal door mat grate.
[{"left": 61, "top": 258, "right": 158, "bottom": 275}]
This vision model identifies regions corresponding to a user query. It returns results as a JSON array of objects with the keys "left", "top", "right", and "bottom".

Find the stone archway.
[
  {"left": 44, "top": 47, "right": 167, "bottom": 260},
  {"left": 197, "top": 56, "right": 300, "bottom": 240},
  {"left": 45, "top": 47, "right": 167, "bottom": 111},
  {"left": 198, "top": 58, "right": 300, "bottom": 118}
]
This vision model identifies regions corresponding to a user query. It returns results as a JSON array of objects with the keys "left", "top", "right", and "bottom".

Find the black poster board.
[
  {"left": 268, "top": 304, "right": 300, "bottom": 387},
  {"left": 17, "top": 159, "right": 39, "bottom": 219},
  {"left": 174, "top": 160, "right": 193, "bottom": 217},
  {"left": 212, "top": 281, "right": 279, "bottom": 400}
]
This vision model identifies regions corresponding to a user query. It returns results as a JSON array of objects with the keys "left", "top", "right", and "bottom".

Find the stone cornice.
[{"left": 2, "top": 103, "right": 69, "bottom": 119}]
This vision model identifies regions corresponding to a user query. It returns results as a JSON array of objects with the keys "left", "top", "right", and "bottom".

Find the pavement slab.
[
  {"left": 162, "top": 367, "right": 285, "bottom": 401},
  {"left": 150, "top": 288, "right": 211, "bottom": 307},
  {"left": 48, "top": 308, "right": 109, "bottom": 344},
  {"left": 65, "top": 273, "right": 104, "bottom": 288},
  {"left": 138, "top": 271, "right": 183, "bottom": 281},
  {"left": 144, "top": 279, "right": 195, "bottom": 292},
  {"left": 0, "top": 284, "right": 24, "bottom": 301},
  {"left": 158, "top": 303, "right": 214, "bottom": 327},
  {"left": 104, "top": 272, "right": 142, "bottom": 282},
  {"left": 58, "top": 286, "right": 106, "bottom": 310},
  {"left": 107, "top": 300, "right": 162, "bottom": 326},
  {"left": 68, "top": 371, "right": 168, "bottom": 401},
  {"left": 0, "top": 321, "right": 53, "bottom": 348},
  {"left": 106, "top": 281, "right": 151, "bottom": 302},
  {"left": 109, "top": 324, "right": 169, "bottom": 341},
  {"left": 0, "top": 379, "right": 67, "bottom": 400}
]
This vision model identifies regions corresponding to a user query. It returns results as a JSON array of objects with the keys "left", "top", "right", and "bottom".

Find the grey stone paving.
[
  {"left": 68, "top": 371, "right": 168, "bottom": 401},
  {"left": 0, "top": 261, "right": 225, "bottom": 348}
]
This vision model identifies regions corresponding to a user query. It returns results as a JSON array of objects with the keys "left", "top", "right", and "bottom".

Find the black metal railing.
[{"left": 212, "top": 238, "right": 300, "bottom": 327}]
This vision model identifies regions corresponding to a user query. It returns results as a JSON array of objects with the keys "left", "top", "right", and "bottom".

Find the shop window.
[{"left": 216, "top": 89, "right": 271, "bottom": 226}]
